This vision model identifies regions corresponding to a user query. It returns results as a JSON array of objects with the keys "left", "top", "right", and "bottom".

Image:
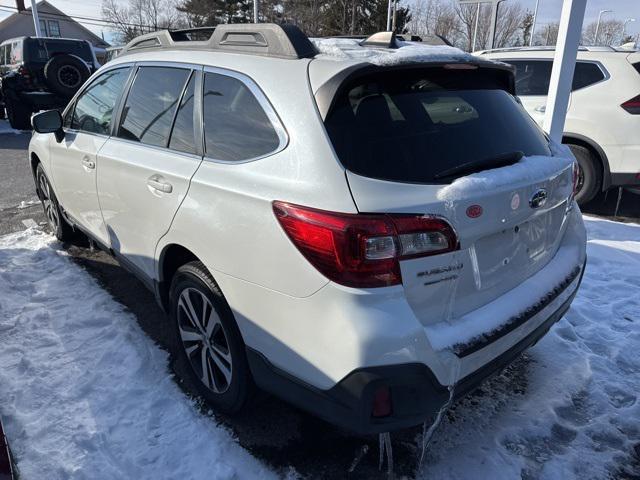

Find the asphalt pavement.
[{"left": 1, "top": 123, "right": 638, "bottom": 478}]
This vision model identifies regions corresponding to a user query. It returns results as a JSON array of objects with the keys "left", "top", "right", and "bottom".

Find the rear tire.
[
  {"left": 5, "top": 96, "right": 31, "bottom": 130},
  {"left": 168, "top": 261, "right": 252, "bottom": 414},
  {"left": 35, "top": 164, "right": 74, "bottom": 241},
  {"left": 568, "top": 144, "right": 601, "bottom": 205}
]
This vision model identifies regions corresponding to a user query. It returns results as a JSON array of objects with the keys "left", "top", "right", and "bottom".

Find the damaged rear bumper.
[{"left": 247, "top": 261, "right": 585, "bottom": 435}]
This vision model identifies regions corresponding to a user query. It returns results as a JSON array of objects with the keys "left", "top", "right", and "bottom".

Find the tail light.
[
  {"left": 273, "top": 201, "right": 458, "bottom": 288},
  {"left": 621, "top": 95, "right": 640, "bottom": 114}
]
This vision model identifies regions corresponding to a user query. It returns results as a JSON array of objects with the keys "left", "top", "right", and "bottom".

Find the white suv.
[
  {"left": 478, "top": 46, "right": 640, "bottom": 204},
  {"left": 29, "top": 25, "right": 587, "bottom": 435}
]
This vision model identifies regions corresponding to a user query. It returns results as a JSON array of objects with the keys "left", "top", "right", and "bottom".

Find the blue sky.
[{"left": 1, "top": 0, "right": 639, "bottom": 42}]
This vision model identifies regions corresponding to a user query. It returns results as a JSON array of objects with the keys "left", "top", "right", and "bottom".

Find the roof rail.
[
  {"left": 477, "top": 45, "right": 629, "bottom": 55},
  {"left": 119, "top": 23, "right": 318, "bottom": 60}
]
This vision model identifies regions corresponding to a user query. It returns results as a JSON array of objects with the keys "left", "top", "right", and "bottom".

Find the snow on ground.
[
  {"left": 0, "top": 229, "right": 276, "bottom": 480},
  {"left": 0, "top": 215, "right": 638, "bottom": 479},
  {"left": 0, "top": 120, "right": 24, "bottom": 135},
  {"left": 418, "top": 215, "right": 640, "bottom": 480}
]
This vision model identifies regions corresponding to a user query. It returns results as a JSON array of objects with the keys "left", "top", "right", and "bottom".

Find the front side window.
[
  {"left": 72, "top": 67, "right": 131, "bottom": 134},
  {"left": 118, "top": 66, "right": 191, "bottom": 147},
  {"left": 203, "top": 72, "right": 280, "bottom": 161}
]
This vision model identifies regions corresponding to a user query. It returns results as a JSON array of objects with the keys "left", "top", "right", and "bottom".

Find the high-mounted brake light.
[
  {"left": 273, "top": 202, "right": 458, "bottom": 288},
  {"left": 621, "top": 95, "right": 640, "bottom": 114}
]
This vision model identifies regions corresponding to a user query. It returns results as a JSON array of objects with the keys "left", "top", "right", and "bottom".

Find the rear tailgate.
[{"left": 321, "top": 63, "right": 576, "bottom": 326}]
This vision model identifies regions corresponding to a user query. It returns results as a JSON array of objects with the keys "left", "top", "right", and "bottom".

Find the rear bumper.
[{"left": 247, "top": 262, "right": 585, "bottom": 435}]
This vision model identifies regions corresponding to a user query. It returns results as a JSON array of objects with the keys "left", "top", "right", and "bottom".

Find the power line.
[{"left": 0, "top": 3, "right": 159, "bottom": 30}]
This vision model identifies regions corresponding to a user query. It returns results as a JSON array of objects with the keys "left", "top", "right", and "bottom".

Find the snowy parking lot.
[{"left": 0, "top": 215, "right": 638, "bottom": 479}]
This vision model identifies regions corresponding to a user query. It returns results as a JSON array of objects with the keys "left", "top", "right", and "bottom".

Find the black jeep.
[{"left": 0, "top": 36, "right": 99, "bottom": 129}]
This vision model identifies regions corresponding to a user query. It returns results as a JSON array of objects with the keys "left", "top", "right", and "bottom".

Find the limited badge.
[{"left": 511, "top": 193, "right": 520, "bottom": 210}]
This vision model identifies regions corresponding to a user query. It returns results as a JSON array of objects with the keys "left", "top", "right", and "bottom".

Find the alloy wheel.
[
  {"left": 39, "top": 172, "right": 60, "bottom": 231},
  {"left": 57, "top": 65, "right": 82, "bottom": 89},
  {"left": 177, "top": 287, "right": 233, "bottom": 394}
]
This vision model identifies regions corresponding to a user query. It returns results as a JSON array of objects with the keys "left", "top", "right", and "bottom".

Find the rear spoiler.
[{"left": 314, "top": 61, "right": 516, "bottom": 120}]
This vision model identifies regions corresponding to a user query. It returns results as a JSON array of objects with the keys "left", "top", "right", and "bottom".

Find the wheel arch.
[
  {"left": 157, "top": 243, "right": 200, "bottom": 311},
  {"left": 562, "top": 133, "right": 611, "bottom": 191},
  {"left": 30, "top": 152, "right": 43, "bottom": 199}
]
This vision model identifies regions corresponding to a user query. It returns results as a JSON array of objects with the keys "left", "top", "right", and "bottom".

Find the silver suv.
[{"left": 29, "top": 24, "right": 587, "bottom": 435}]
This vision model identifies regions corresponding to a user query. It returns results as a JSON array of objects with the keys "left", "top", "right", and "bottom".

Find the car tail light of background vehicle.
[
  {"left": 273, "top": 201, "right": 458, "bottom": 288},
  {"left": 621, "top": 94, "right": 640, "bottom": 114}
]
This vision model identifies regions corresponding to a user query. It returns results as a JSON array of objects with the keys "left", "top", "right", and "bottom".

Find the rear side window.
[
  {"left": 25, "top": 39, "right": 93, "bottom": 63},
  {"left": 572, "top": 62, "right": 605, "bottom": 90},
  {"left": 168, "top": 72, "right": 197, "bottom": 154},
  {"left": 118, "top": 66, "right": 191, "bottom": 147},
  {"left": 72, "top": 67, "right": 130, "bottom": 134},
  {"left": 202, "top": 72, "right": 280, "bottom": 161},
  {"left": 507, "top": 60, "right": 605, "bottom": 95},
  {"left": 324, "top": 68, "right": 551, "bottom": 184}
]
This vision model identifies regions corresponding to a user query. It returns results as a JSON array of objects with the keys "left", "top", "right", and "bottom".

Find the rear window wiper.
[{"left": 433, "top": 151, "right": 524, "bottom": 180}]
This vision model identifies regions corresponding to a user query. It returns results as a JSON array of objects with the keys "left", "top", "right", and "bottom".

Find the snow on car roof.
[{"left": 311, "top": 37, "right": 477, "bottom": 66}]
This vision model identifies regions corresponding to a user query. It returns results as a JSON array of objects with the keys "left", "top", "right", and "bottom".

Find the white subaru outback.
[{"left": 28, "top": 25, "right": 587, "bottom": 435}]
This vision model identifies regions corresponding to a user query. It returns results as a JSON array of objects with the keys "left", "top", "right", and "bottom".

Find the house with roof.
[{"left": 0, "top": 1, "right": 109, "bottom": 49}]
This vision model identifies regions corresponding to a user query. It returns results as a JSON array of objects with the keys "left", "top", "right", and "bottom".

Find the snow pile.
[
  {"left": 419, "top": 216, "right": 640, "bottom": 479},
  {"left": 437, "top": 155, "right": 573, "bottom": 203},
  {"left": 312, "top": 38, "right": 475, "bottom": 66},
  {"left": 0, "top": 229, "right": 275, "bottom": 480},
  {"left": 0, "top": 120, "right": 24, "bottom": 135}
]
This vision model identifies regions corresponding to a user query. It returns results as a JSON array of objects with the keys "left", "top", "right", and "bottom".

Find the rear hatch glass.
[
  {"left": 26, "top": 38, "right": 94, "bottom": 64},
  {"left": 324, "top": 67, "right": 551, "bottom": 184}
]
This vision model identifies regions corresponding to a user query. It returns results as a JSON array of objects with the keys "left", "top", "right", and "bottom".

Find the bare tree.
[
  {"left": 532, "top": 22, "right": 559, "bottom": 46},
  {"left": 102, "top": 0, "right": 185, "bottom": 43},
  {"left": 582, "top": 18, "right": 624, "bottom": 46}
]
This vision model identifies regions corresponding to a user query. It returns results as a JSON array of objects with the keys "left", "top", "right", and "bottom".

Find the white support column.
[
  {"left": 30, "top": 0, "right": 42, "bottom": 37},
  {"left": 543, "top": 0, "right": 587, "bottom": 143}
]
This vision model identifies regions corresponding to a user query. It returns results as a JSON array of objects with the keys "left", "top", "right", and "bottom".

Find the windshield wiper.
[{"left": 433, "top": 151, "right": 524, "bottom": 180}]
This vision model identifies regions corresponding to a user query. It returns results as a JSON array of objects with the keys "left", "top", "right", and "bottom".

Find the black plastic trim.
[{"left": 610, "top": 172, "right": 640, "bottom": 187}]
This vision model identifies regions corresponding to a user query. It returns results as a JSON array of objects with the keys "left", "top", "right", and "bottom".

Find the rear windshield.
[
  {"left": 324, "top": 68, "right": 552, "bottom": 184},
  {"left": 26, "top": 38, "right": 93, "bottom": 64}
]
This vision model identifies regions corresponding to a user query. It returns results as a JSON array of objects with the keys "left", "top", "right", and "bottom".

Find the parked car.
[
  {"left": 0, "top": 36, "right": 99, "bottom": 129},
  {"left": 28, "top": 25, "right": 587, "bottom": 435},
  {"left": 478, "top": 46, "right": 640, "bottom": 204}
]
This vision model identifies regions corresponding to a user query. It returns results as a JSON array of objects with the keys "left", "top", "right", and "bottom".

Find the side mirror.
[{"left": 32, "top": 110, "right": 64, "bottom": 142}]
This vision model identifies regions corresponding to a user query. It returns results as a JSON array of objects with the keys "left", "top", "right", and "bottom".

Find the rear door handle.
[
  {"left": 82, "top": 156, "right": 95, "bottom": 169},
  {"left": 147, "top": 176, "right": 173, "bottom": 194}
]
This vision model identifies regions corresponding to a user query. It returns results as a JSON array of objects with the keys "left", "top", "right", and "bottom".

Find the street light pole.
[
  {"left": 622, "top": 18, "right": 636, "bottom": 41},
  {"left": 594, "top": 9, "right": 613, "bottom": 46},
  {"left": 254, "top": 0, "right": 259, "bottom": 23},
  {"left": 530, "top": 0, "right": 540, "bottom": 46},
  {"left": 459, "top": 0, "right": 506, "bottom": 50},
  {"left": 472, "top": 2, "right": 480, "bottom": 51},
  {"left": 387, "top": 0, "right": 393, "bottom": 31}
]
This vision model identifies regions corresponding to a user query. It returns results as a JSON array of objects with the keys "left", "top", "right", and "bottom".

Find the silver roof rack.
[
  {"left": 477, "top": 45, "right": 625, "bottom": 54},
  {"left": 119, "top": 23, "right": 318, "bottom": 60}
]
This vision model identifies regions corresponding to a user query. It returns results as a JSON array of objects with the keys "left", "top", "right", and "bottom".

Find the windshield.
[
  {"left": 324, "top": 68, "right": 552, "bottom": 184},
  {"left": 26, "top": 38, "right": 93, "bottom": 64}
]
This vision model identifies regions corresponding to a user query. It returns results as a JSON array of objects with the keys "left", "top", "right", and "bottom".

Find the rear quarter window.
[
  {"left": 324, "top": 67, "right": 551, "bottom": 184},
  {"left": 504, "top": 59, "right": 606, "bottom": 96}
]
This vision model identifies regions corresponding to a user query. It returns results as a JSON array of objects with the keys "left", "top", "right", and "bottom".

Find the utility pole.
[
  {"left": 30, "top": 0, "right": 42, "bottom": 37},
  {"left": 530, "top": 0, "right": 540, "bottom": 46},
  {"left": 391, "top": 0, "right": 398, "bottom": 33},
  {"left": 386, "top": 0, "right": 393, "bottom": 31},
  {"left": 594, "top": 9, "right": 612, "bottom": 45},
  {"left": 254, "top": 0, "right": 259, "bottom": 23},
  {"left": 544, "top": 0, "right": 587, "bottom": 142}
]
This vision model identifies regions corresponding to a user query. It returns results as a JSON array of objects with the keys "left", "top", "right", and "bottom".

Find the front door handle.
[
  {"left": 147, "top": 176, "right": 173, "bottom": 194},
  {"left": 82, "top": 156, "right": 95, "bottom": 170}
]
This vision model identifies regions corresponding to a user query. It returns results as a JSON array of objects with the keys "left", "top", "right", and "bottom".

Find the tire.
[
  {"left": 169, "top": 261, "right": 252, "bottom": 414},
  {"left": 44, "top": 54, "right": 90, "bottom": 98},
  {"left": 568, "top": 144, "right": 601, "bottom": 205},
  {"left": 35, "top": 163, "right": 74, "bottom": 241},
  {"left": 5, "top": 96, "right": 32, "bottom": 130}
]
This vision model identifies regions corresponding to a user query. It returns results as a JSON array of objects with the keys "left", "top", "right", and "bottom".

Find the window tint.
[
  {"left": 510, "top": 60, "right": 552, "bottom": 96},
  {"left": 72, "top": 67, "right": 130, "bottom": 134},
  {"left": 324, "top": 68, "right": 551, "bottom": 184},
  {"left": 26, "top": 39, "right": 93, "bottom": 63},
  {"left": 168, "top": 72, "right": 197, "bottom": 154},
  {"left": 572, "top": 62, "right": 605, "bottom": 90},
  {"left": 203, "top": 72, "right": 280, "bottom": 161},
  {"left": 118, "top": 66, "right": 191, "bottom": 147}
]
